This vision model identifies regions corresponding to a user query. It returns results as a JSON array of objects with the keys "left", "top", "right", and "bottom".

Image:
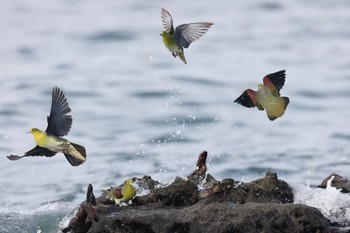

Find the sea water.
[{"left": 0, "top": 0, "right": 349, "bottom": 232}]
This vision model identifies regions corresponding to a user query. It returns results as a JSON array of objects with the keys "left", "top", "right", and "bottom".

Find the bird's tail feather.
[
  {"left": 71, "top": 143, "right": 86, "bottom": 159},
  {"left": 178, "top": 51, "right": 187, "bottom": 64},
  {"left": 266, "top": 96, "right": 289, "bottom": 121},
  {"left": 64, "top": 154, "right": 83, "bottom": 166},
  {"left": 64, "top": 143, "right": 86, "bottom": 166}
]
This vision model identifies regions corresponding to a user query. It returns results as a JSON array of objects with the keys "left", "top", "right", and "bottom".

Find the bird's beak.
[{"left": 27, "top": 131, "right": 30, "bottom": 134}]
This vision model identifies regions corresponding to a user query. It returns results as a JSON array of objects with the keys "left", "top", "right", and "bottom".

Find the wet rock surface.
[
  {"left": 318, "top": 174, "right": 350, "bottom": 193},
  {"left": 61, "top": 151, "right": 348, "bottom": 233}
]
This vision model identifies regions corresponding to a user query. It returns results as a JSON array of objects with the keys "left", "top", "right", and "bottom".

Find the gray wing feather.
[
  {"left": 161, "top": 8, "right": 174, "bottom": 34},
  {"left": 174, "top": 22, "right": 213, "bottom": 48},
  {"left": 45, "top": 87, "right": 72, "bottom": 136}
]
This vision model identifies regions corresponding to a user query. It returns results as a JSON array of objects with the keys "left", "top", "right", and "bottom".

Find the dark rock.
[
  {"left": 233, "top": 171, "right": 294, "bottom": 204},
  {"left": 61, "top": 203, "right": 90, "bottom": 233},
  {"left": 61, "top": 174, "right": 326, "bottom": 233},
  {"left": 318, "top": 174, "right": 350, "bottom": 193},
  {"left": 136, "top": 175, "right": 161, "bottom": 191},
  {"left": 60, "top": 152, "right": 345, "bottom": 233},
  {"left": 86, "top": 184, "right": 96, "bottom": 205},
  {"left": 134, "top": 177, "right": 199, "bottom": 207},
  {"left": 63, "top": 200, "right": 332, "bottom": 233},
  {"left": 199, "top": 171, "right": 293, "bottom": 204},
  {"left": 187, "top": 151, "right": 218, "bottom": 189}
]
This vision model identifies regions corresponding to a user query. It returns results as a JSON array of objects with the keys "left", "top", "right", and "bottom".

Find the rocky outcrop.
[
  {"left": 61, "top": 151, "right": 348, "bottom": 233},
  {"left": 318, "top": 174, "right": 350, "bottom": 193},
  {"left": 70, "top": 201, "right": 331, "bottom": 233}
]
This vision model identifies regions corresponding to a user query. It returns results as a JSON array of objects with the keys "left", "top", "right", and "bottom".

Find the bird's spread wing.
[
  {"left": 234, "top": 89, "right": 257, "bottom": 108},
  {"left": 161, "top": 8, "right": 174, "bottom": 34},
  {"left": 46, "top": 87, "right": 72, "bottom": 136},
  {"left": 263, "top": 70, "right": 286, "bottom": 96},
  {"left": 174, "top": 22, "right": 213, "bottom": 49},
  {"left": 7, "top": 145, "right": 57, "bottom": 160}
]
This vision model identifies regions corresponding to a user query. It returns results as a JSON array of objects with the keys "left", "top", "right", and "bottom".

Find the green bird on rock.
[
  {"left": 102, "top": 178, "right": 137, "bottom": 206},
  {"left": 160, "top": 8, "right": 213, "bottom": 64}
]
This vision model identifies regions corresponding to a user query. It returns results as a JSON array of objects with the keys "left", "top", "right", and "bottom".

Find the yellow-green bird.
[
  {"left": 160, "top": 8, "right": 213, "bottom": 64},
  {"left": 102, "top": 178, "right": 136, "bottom": 206},
  {"left": 234, "top": 70, "right": 290, "bottom": 121},
  {"left": 7, "top": 87, "right": 86, "bottom": 166}
]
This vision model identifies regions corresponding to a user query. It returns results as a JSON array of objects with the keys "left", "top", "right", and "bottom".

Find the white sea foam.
[
  {"left": 58, "top": 208, "right": 79, "bottom": 232},
  {"left": 0, "top": 201, "right": 71, "bottom": 215},
  {"left": 293, "top": 176, "right": 350, "bottom": 222},
  {"left": 0, "top": 202, "right": 75, "bottom": 233}
]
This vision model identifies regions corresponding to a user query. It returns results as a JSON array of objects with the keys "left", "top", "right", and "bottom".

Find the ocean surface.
[{"left": 0, "top": 0, "right": 350, "bottom": 232}]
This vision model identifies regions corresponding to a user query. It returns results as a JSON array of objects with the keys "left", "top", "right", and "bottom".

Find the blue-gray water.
[{"left": 1, "top": 0, "right": 350, "bottom": 232}]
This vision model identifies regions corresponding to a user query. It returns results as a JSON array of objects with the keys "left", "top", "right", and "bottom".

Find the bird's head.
[
  {"left": 257, "top": 84, "right": 264, "bottom": 90},
  {"left": 126, "top": 178, "right": 136, "bottom": 185},
  {"left": 160, "top": 31, "right": 165, "bottom": 36},
  {"left": 28, "top": 128, "right": 44, "bottom": 144},
  {"left": 28, "top": 128, "right": 41, "bottom": 135}
]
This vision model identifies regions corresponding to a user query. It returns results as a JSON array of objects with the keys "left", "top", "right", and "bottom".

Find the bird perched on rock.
[
  {"left": 234, "top": 70, "right": 290, "bottom": 121},
  {"left": 160, "top": 8, "right": 213, "bottom": 64},
  {"left": 7, "top": 87, "right": 86, "bottom": 166},
  {"left": 102, "top": 178, "right": 137, "bottom": 206}
]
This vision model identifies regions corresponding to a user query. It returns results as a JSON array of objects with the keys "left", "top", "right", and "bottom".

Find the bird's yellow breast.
[
  {"left": 122, "top": 179, "right": 136, "bottom": 202},
  {"left": 257, "top": 87, "right": 276, "bottom": 107},
  {"left": 30, "top": 129, "right": 47, "bottom": 147},
  {"left": 161, "top": 32, "right": 180, "bottom": 51}
]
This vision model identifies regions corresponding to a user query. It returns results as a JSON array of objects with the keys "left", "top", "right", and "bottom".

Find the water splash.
[
  {"left": 58, "top": 208, "right": 79, "bottom": 232},
  {"left": 0, "top": 202, "right": 73, "bottom": 233},
  {"left": 293, "top": 176, "right": 350, "bottom": 223}
]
